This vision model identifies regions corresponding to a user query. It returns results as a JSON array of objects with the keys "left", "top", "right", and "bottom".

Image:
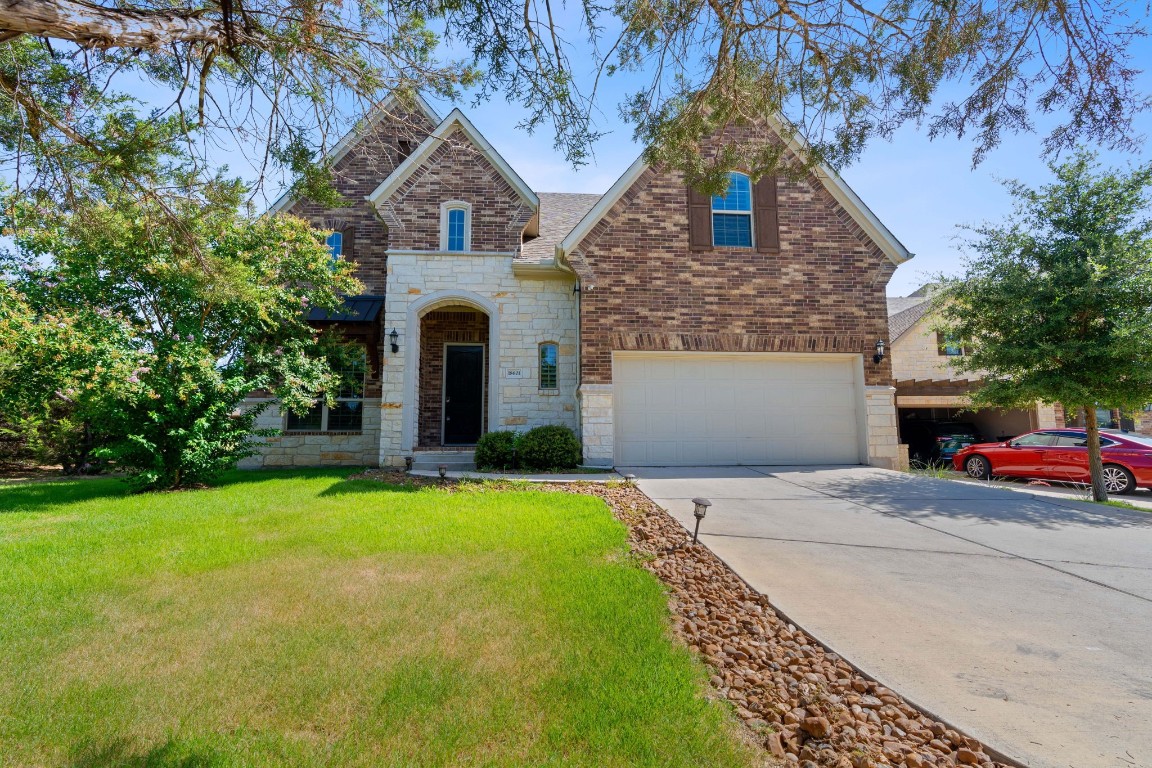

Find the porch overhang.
[
  {"left": 894, "top": 378, "right": 980, "bottom": 408},
  {"left": 307, "top": 295, "right": 385, "bottom": 373}
]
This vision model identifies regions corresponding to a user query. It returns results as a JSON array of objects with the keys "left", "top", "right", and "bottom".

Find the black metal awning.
[{"left": 306, "top": 295, "right": 385, "bottom": 324}]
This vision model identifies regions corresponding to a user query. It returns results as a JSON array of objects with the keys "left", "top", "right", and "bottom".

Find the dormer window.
[
  {"left": 711, "top": 172, "right": 753, "bottom": 248},
  {"left": 440, "top": 201, "right": 472, "bottom": 252}
]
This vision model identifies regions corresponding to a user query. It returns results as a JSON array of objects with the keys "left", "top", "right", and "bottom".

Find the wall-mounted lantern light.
[
  {"left": 691, "top": 497, "right": 712, "bottom": 544},
  {"left": 389, "top": 328, "right": 400, "bottom": 354},
  {"left": 873, "top": 339, "right": 886, "bottom": 365}
]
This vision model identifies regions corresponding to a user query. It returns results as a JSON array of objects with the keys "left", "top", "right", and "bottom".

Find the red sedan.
[{"left": 952, "top": 428, "right": 1152, "bottom": 495}]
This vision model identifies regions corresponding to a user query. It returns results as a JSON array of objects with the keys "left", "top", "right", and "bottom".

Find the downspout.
[{"left": 555, "top": 246, "right": 582, "bottom": 446}]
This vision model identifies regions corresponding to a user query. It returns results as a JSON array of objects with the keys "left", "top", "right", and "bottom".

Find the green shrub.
[
  {"left": 475, "top": 430, "right": 518, "bottom": 470},
  {"left": 517, "top": 425, "right": 580, "bottom": 471}
]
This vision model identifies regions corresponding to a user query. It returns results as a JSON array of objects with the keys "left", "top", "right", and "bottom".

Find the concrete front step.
[{"left": 411, "top": 451, "right": 476, "bottom": 472}]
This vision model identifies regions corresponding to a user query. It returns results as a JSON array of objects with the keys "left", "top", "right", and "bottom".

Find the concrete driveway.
[{"left": 624, "top": 465, "right": 1152, "bottom": 768}]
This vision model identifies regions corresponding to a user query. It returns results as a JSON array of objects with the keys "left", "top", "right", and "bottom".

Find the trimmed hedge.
[
  {"left": 474, "top": 430, "right": 517, "bottom": 471},
  {"left": 517, "top": 425, "right": 581, "bottom": 471}
]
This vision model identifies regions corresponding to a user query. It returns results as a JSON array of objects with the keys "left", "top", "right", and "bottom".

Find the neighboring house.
[
  {"left": 241, "top": 94, "right": 911, "bottom": 470},
  {"left": 888, "top": 286, "right": 1060, "bottom": 459}
]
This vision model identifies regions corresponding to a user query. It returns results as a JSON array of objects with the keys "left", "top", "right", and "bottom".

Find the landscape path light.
[
  {"left": 438, "top": 464, "right": 447, "bottom": 479},
  {"left": 624, "top": 473, "right": 637, "bottom": 486},
  {"left": 691, "top": 497, "right": 712, "bottom": 544},
  {"left": 404, "top": 456, "right": 413, "bottom": 471}
]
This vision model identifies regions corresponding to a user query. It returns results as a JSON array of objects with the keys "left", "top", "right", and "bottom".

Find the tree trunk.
[
  {"left": 1083, "top": 405, "right": 1108, "bottom": 502},
  {"left": 0, "top": 0, "right": 225, "bottom": 50}
]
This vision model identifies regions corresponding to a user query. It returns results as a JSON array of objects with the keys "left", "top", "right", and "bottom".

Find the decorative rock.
[
  {"left": 478, "top": 482, "right": 1017, "bottom": 768},
  {"left": 767, "top": 732, "right": 787, "bottom": 759},
  {"left": 801, "top": 717, "right": 833, "bottom": 739},
  {"left": 956, "top": 748, "right": 981, "bottom": 765}
]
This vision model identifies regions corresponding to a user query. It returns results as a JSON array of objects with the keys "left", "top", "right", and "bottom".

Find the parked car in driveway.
[
  {"left": 904, "top": 421, "right": 982, "bottom": 464},
  {"left": 953, "top": 428, "right": 1152, "bottom": 494}
]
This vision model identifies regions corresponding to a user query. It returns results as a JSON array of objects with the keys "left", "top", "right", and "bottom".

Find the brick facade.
[
  {"left": 284, "top": 104, "right": 437, "bottom": 294},
  {"left": 569, "top": 164, "right": 896, "bottom": 389},
  {"left": 377, "top": 128, "right": 535, "bottom": 254}
]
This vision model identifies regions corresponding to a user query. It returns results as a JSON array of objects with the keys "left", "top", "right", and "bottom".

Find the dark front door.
[{"left": 443, "top": 344, "right": 484, "bottom": 444}]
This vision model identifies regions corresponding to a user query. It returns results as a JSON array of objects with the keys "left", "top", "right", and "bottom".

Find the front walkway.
[{"left": 624, "top": 464, "right": 1152, "bottom": 768}]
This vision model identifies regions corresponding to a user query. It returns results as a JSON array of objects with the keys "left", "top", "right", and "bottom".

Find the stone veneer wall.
[
  {"left": 418, "top": 308, "right": 490, "bottom": 446},
  {"left": 566, "top": 130, "right": 900, "bottom": 468},
  {"left": 891, "top": 314, "right": 1059, "bottom": 435},
  {"left": 379, "top": 254, "right": 579, "bottom": 465},
  {"left": 238, "top": 398, "right": 382, "bottom": 468},
  {"left": 891, "top": 314, "right": 974, "bottom": 382}
]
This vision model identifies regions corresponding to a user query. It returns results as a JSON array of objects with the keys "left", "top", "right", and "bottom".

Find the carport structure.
[{"left": 888, "top": 290, "right": 1059, "bottom": 458}]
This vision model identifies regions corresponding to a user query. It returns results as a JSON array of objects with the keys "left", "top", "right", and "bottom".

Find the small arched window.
[
  {"left": 539, "top": 342, "right": 558, "bottom": 390},
  {"left": 711, "top": 172, "right": 753, "bottom": 248},
  {"left": 326, "top": 231, "right": 343, "bottom": 260},
  {"left": 440, "top": 201, "right": 472, "bottom": 252}
]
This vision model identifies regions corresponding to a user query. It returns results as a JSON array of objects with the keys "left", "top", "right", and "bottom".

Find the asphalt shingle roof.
[
  {"left": 517, "top": 192, "right": 602, "bottom": 264},
  {"left": 887, "top": 296, "right": 932, "bottom": 341}
]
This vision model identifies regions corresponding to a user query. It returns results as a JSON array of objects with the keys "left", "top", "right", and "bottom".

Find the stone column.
[
  {"left": 578, "top": 383, "right": 614, "bottom": 467},
  {"left": 864, "top": 385, "right": 903, "bottom": 470}
]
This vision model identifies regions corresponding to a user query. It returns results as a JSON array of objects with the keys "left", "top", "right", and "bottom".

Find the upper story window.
[
  {"left": 326, "top": 231, "right": 343, "bottom": 260},
  {"left": 711, "top": 172, "right": 753, "bottom": 248},
  {"left": 440, "top": 201, "right": 472, "bottom": 252},
  {"left": 539, "top": 342, "right": 558, "bottom": 390},
  {"left": 936, "top": 331, "right": 966, "bottom": 357}
]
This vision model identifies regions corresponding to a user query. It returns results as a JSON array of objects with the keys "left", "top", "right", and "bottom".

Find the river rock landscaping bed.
[{"left": 356, "top": 470, "right": 1017, "bottom": 768}]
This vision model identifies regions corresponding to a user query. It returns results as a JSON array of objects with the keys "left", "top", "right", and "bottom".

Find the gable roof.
[
  {"left": 266, "top": 93, "right": 442, "bottom": 216},
  {"left": 557, "top": 118, "right": 913, "bottom": 266},
  {"left": 518, "top": 193, "right": 602, "bottom": 265},
  {"left": 887, "top": 296, "right": 932, "bottom": 341},
  {"left": 365, "top": 108, "right": 539, "bottom": 213}
]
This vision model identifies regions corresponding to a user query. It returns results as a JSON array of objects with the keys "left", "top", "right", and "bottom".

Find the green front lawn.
[{"left": 0, "top": 471, "right": 759, "bottom": 767}]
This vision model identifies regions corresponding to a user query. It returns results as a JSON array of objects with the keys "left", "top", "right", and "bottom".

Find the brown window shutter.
[
  {"left": 342, "top": 225, "right": 356, "bottom": 262},
  {"left": 753, "top": 176, "right": 780, "bottom": 252},
  {"left": 687, "top": 185, "right": 713, "bottom": 251}
]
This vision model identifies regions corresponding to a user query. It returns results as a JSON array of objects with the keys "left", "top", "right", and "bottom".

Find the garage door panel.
[{"left": 614, "top": 354, "right": 861, "bottom": 466}]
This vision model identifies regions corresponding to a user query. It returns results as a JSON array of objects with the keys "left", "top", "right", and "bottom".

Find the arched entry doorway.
[{"left": 418, "top": 305, "right": 489, "bottom": 446}]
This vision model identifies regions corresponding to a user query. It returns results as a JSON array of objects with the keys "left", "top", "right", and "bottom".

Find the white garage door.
[{"left": 614, "top": 353, "right": 863, "bottom": 466}]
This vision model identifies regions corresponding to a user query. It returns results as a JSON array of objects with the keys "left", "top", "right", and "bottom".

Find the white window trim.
[
  {"left": 711, "top": 172, "right": 754, "bottom": 249},
  {"left": 439, "top": 200, "right": 472, "bottom": 252}
]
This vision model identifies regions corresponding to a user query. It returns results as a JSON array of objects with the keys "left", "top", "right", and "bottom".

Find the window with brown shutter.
[
  {"left": 687, "top": 185, "right": 713, "bottom": 250},
  {"left": 753, "top": 176, "right": 780, "bottom": 252},
  {"left": 341, "top": 225, "right": 356, "bottom": 262}
]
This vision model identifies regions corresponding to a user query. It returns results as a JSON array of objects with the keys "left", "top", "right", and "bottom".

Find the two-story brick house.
[{"left": 241, "top": 94, "right": 911, "bottom": 470}]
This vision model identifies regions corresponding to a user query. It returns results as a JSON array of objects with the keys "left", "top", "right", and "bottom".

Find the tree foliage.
[
  {"left": 936, "top": 151, "right": 1152, "bottom": 500},
  {"left": 0, "top": 0, "right": 1147, "bottom": 201},
  {"left": 0, "top": 170, "right": 361, "bottom": 490}
]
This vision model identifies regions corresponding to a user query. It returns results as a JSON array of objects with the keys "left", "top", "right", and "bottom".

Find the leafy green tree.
[
  {"left": 0, "top": 172, "right": 361, "bottom": 490},
  {"left": 1, "top": 0, "right": 1147, "bottom": 201},
  {"left": 937, "top": 151, "right": 1152, "bottom": 501}
]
